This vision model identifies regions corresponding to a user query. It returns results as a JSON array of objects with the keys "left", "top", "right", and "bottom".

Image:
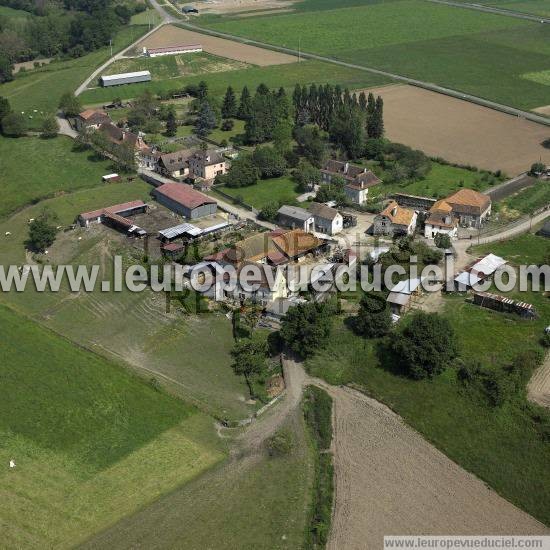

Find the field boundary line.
[
  {"left": 176, "top": 22, "right": 550, "bottom": 127},
  {"left": 425, "top": 0, "right": 550, "bottom": 24}
]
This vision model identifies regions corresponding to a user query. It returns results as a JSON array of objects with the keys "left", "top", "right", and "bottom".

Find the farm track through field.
[{"left": 426, "top": 0, "right": 550, "bottom": 23}]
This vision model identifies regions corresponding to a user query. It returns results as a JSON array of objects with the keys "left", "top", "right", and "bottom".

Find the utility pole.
[
  {"left": 298, "top": 37, "right": 301, "bottom": 63},
  {"left": 110, "top": 39, "right": 113, "bottom": 58}
]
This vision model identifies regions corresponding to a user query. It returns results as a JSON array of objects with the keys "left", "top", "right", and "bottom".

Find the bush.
[
  {"left": 221, "top": 118, "right": 234, "bottom": 131},
  {"left": 434, "top": 233, "right": 451, "bottom": 250},
  {"left": 392, "top": 312, "right": 458, "bottom": 379},
  {"left": 2, "top": 112, "right": 27, "bottom": 137},
  {"left": 266, "top": 428, "right": 294, "bottom": 457}
]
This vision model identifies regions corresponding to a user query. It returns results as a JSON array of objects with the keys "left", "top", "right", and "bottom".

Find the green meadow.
[
  {"left": 79, "top": 59, "right": 391, "bottom": 104},
  {"left": 0, "top": 24, "right": 149, "bottom": 124},
  {"left": 200, "top": 0, "right": 550, "bottom": 110},
  {"left": 0, "top": 304, "right": 225, "bottom": 548},
  {"left": 0, "top": 135, "right": 122, "bottom": 220}
]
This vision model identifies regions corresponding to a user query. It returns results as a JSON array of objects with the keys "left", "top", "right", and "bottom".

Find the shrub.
[{"left": 266, "top": 428, "right": 294, "bottom": 457}]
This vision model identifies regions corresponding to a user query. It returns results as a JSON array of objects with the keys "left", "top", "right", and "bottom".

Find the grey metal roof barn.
[
  {"left": 277, "top": 205, "right": 313, "bottom": 222},
  {"left": 100, "top": 70, "right": 151, "bottom": 87}
]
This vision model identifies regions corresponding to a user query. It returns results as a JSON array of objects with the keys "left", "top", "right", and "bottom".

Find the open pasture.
[
  {"left": 0, "top": 136, "right": 122, "bottom": 220},
  {"left": 0, "top": 304, "right": 224, "bottom": 548},
  {"left": 0, "top": 25, "right": 148, "bottom": 123},
  {"left": 201, "top": 0, "right": 550, "bottom": 110},
  {"left": 0, "top": 183, "right": 255, "bottom": 421}
]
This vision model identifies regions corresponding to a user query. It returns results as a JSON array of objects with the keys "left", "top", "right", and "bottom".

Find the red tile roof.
[
  {"left": 154, "top": 183, "right": 216, "bottom": 209},
  {"left": 79, "top": 200, "right": 146, "bottom": 221}
]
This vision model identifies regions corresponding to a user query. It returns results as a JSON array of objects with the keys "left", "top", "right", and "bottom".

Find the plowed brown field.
[
  {"left": 136, "top": 24, "right": 297, "bottom": 66},
  {"left": 360, "top": 84, "right": 550, "bottom": 177}
]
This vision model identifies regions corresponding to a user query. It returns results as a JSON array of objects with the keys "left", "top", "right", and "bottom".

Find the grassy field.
[
  {"left": 306, "top": 294, "right": 550, "bottom": 525},
  {"left": 0, "top": 135, "right": 123, "bottom": 220},
  {"left": 81, "top": 412, "right": 315, "bottom": 549},
  {"left": 500, "top": 181, "right": 550, "bottom": 215},
  {"left": 200, "top": 0, "right": 550, "bottom": 110},
  {"left": 0, "top": 181, "right": 255, "bottom": 421},
  {"left": 0, "top": 4, "right": 32, "bottom": 20},
  {"left": 79, "top": 59, "right": 392, "bottom": 104},
  {"left": 0, "top": 24, "right": 149, "bottom": 125},
  {"left": 450, "top": 0, "right": 550, "bottom": 16},
  {"left": 130, "top": 7, "right": 163, "bottom": 25},
  {"left": 471, "top": 232, "right": 549, "bottom": 266},
  {"left": 370, "top": 162, "right": 499, "bottom": 200},
  {"left": 0, "top": 304, "right": 224, "bottom": 548},
  {"left": 214, "top": 176, "right": 301, "bottom": 209},
  {"left": 102, "top": 52, "right": 249, "bottom": 83}
]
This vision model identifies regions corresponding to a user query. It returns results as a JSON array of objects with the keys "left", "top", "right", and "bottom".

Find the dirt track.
[
  {"left": 360, "top": 84, "right": 550, "bottom": 177},
  {"left": 528, "top": 354, "right": 550, "bottom": 408},
  {"left": 136, "top": 24, "right": 297, "bottom": 66},
  {"left": 314, "top": 383, "right": 549, "bottom": 549}
]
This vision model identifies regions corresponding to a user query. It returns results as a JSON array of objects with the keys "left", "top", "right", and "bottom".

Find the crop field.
[
  {"left": 306, "top": 296, "right": 550, "bottom": 525},
  {"left": 357, "top": 85, "right": 550, "bottom": 176},
  {"left": 200, "top": 0, "right": 550, "bottom": 110},
  {"left": 103, "top": 52, "right": 249, "bottom": 83},
  {"left": 499, "top": 182, "right": 550, "bottom": 216},
  {"left": 0, "top": 136, "right": 121, "bottom": 220},
  {"left": 137, "top": 24, "right": 297, "bottom": 65},
  {"left": 0, "top": 304, "right": 225, "bottom": 548},
  {"left": 0, "top": 25, "right": 149, "bottom": 124},
  {"left": 449, "top": 0, "right": 550, "bottom": 17},
  {"left": 79, "top": 58, "right": 391, "bottom": 104}
]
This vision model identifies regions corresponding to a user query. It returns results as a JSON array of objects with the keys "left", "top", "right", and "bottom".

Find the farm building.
[
  {"left": 158, "top": 221, "right": 229, "bottom": 243},
  {"left": 321, "top": 160, "right": 381, "bottom": 205},
  {"left": 100, "top": 71, "right": 151, "bottom": 87},
  {"left": 144, "top": 44, "right": 202, "bottom": 57},
  {"left": 473, "top": 292, "right": 537, "bottom": 319},
  {"left": 393, "top": 193, "right": 436, "bottom": 212},
  {"left": 386, "top": 277, "right": 425, "bottom": 315},
  {"left": 78, "top": 200, "right": 147, "bottom": 236},
  {"left": 74, "top": 109, "right": 111, "bottom": 132},
  {"left": 182, "top": 5, "right": 198, "bottom": 13},
  {"left": 374, "top": 201, "right": 417, "bottom": 236},
  {"left": 161, "top": 242, "right": 186, "bottom": 259},
  {"left": 308, "top": 202, "right": 343, "bottom": 235},
  {"left": 454, "top": 253, "right": 507, "bottom": 289},
  {"left": 153, "top": 182, "right": 217, "bottom": 219},
  {"left": 424, "top": 199, "right": 458, "bottom": 239},
  {"left": 277, "top": 205, "right": 315, "bottom": 232},
  {"left": 444, "top": 188, "right": 491, "bottom": 228}
]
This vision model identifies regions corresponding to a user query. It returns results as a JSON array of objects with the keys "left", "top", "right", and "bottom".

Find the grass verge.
[{"left": 303, "top": 386, "right": 334, "bottom": 549}]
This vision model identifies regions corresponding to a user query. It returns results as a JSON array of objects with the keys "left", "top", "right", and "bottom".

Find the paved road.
[{"left": 427, "top": 0, "right": 550, "bottom": 23}]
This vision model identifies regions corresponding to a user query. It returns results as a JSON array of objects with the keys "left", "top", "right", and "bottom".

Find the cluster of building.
[
  {"left": 372, "top": 188, "right": 492, "bottom": 239},
  {"left": 320, "top": 160, "right": 382, "bottom": 206},
  {"left": 74, "top": 108, "right": 229, "bottom": 189},
  {"left": 198, "top": 228, "right": 349, "bottom": 311}
]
